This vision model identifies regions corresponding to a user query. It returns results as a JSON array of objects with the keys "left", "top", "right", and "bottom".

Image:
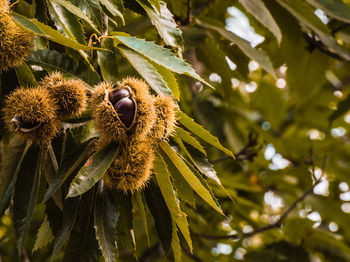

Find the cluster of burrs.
[
  {"left": 3, "top": 74, "right": 176, "bottom": 192},
  {"left": 3, "top": 72, "right": 87, "bottom": 146},
  {"left": 90, "top": 77, "right": 176, "bottom": 192}
]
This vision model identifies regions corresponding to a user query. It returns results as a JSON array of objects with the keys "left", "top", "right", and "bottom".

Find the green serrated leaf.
[
  {"left": 71, "top": 0, "right": 103, "bottom": 32},
  {"left": 43, "top": 139, "right": 95, "bottom": 203},
  {"left": 94, "top": 182, "right": 118, "bottom": 262},
  {"left": 175, "top": 127, "right": 206, "bottom": 155},
  {"left": 14, "top": 62, "right": 38, "bottom": 87},
  {"left": 112, "top": 34, "right": 213, "bottom": 88},
  {"left": 177, "top": 111, "right": 235, "bottom": 159},
  {"left": 27, "top": 49, "right": 100, "bottom": 86},
  {"left": 67, "top": 143, "right": 119, "bottom": 198},
  {"left": 63, "top": 190, "right": 99, "bottom": 261},
  {"left": 32, "top": 216, "right": 54, "bottom": 252},
  {"left": 154, "top": 151, "right": 192, "bottom": 251},
  {"left": 133, "top": 191, "right": 150, "bottom": 247},
  {"left": 151, "top": 62, "right": 180, "bottom": 100},
  {"left": 12, "top": 13, "right": 104, "bottom": 51},
  {"left": 52, "top": 197, "right": 80, "bottom": 256},
  {"left": 0, "top": 139, "right": 31, "bottom": 216},
  {"left": 239, "top": 0, "right": 282, "bottom": 44},
  {"left": 97, "top": 39, "right": 119, "bottom": 82},
  {"left": 114, "top": 192, "right": 135, "bottom": 255},
  {"left": 196, "top": 18, "right": 277, "bottom": 78},
  {"left": 162, "top": 150, "right": 195, "bottom": 208},
  {"left": 48, "top": 0, "right": 87, "bottom": 44},
  {"left": 160, "top": 141, "right": 224, "bottom": 215},
  {"left": 13, "top": 147, "right": 41, "bottom": 256},
  {"left": 51, "top": 0, "right": 101, "bottom": 34},
  {"left": 276, "top": 0, "right": 350, "bottom": 61},
  {"left": 100, "top": 0, "right": 124, "bottom": 24},
  {"left": 144, "top": 182, "right": 172, "bottom": 253},
  {"left": 137, "top": 0, "right": 184, "bottom": 53},
  {"left": 171, "top": 220, "right": 182, "bottom": 262},
  {"left": 148, "top": 0, "right": 160, "bottom": 12},
  {"left": 118, "top": 45, "right": 172, "bottom": 96}
]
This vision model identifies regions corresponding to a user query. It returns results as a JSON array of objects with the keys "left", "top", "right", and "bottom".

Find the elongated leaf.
[
  {"left": 97, "top": 39, "right": 119, "bottom": 82},
  {"left": 137, "top": 0, "right": 184, "bottom": 52},
  {"left": 0, "top": 139, "right": 31, "bottom": 216},
  {"left": 306, "top": 0, "right": 350, "bottom": 24},
  {"left": 162, "top": 151, "right": 195, "bottom": 208},
  {"left": 67, "top": 143, "right": 119, "bottom": 198},
  {"left": 239, "top": 0, "right": 282, "bottom": 44},
  {"left": 112, "top": 34, "right": 213, "bottom": 88},
  {"left": 148, "top": 0, "right": 160, "bottom": 12},
  {"left": 133, "top": 191, "right": 150, "bottom": 246},
  {"left": 154, "top": 152, "right": 192, "bottom": 251},
  {"left": 171, "top": 220, "right": 182, "bottom": 262},
  {"left": 175, "top": 127, "right": 206, "bottom": 155},
  {"left": 43, "top": 139, "right": 95, "bottom": 203},
  {"left": 48, "top": 0, "right": 87, "bottom": 44},
  {"left": 275, "top": 0, "right": 350, "bottom": 61},
  {"left": 71, "top": 0, "right": 103, "bottom": 32},
  {"left": 63, "top": 190, "right": 99, "bottom": 261},
  {"left": 52, "top": 0, "right": 101, "bottom": 33},
  {"left": 94, "top": 182, "right": 119, "bottom": 262},
  {"left": 144, "top": 182, "right": 172, "bottom": 253},
  {"left": 177, "top": 111, "right": 234, "bottom": 159},
  {"left": 42, "top": 149, "right": 63, "bottom": 210},
  {"left": 118, "top": 45, "right": 172, "bottom": 96},
  {"left": 13, "top": 148, "right": 41, "bottom": 256},
  {"left": 14, "top": 62, "right": 38, "bottom": 87},
  {"left": 196, "top": 18, "right": 276, "bottom": 78},
  {"left": 32, "top": 216, "right": 54, "bottom": 252},
  {"left": 151, "top": 62, "right": 180, "bottom": 100},
  {"left": 114, "top": 192, "right": 135, "bottom": 254},
  {"left": 52, "top": 197, "right": 80, "bottom": 256},
  {"left": 99, "top": 0, "right": 124, "bottom": 23},
  {"left": 12, "top": 13, "right": 104, "bottom": 51},
  {"left": 28, "top": 49, "right": 100, "bottom": 86},
  {"left": 160, "top": 141, "right": 224, "bottom": 215}
]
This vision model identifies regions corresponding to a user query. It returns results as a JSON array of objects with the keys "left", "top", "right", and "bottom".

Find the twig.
[
  {"left": 139, "top": 243, "right": 162, "bottom": 262},
  {"left": 181, "top": 243, "right": 203, "bottom": 262},
  {"left": 193, "top": 156, "right": 328, "bottom": 240},
  {"left": 332, "top": 23, "right": 350, "bottom": 35},
  {"left": 210, "top": 133, "right": 261, "bottom": 164},
  {"left": 102, "top": 14, "right": 108, "bottom": 36},
  {"left": 303, "top": 33, "right": 346, "bottom": 62},
  {"left": 185, "top": 0, "right": 192, "bottom": 24},
  {"left": 193, "top": 0, "right": 215, "bottom": 16}
]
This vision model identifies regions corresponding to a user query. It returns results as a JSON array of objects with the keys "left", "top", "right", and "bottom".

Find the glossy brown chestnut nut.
[
  {"left": 113, "top": 97, "right": 136, "bottom": 128},
  {"left": 109, "top": 88, "right": 130, "bottom": 105}
]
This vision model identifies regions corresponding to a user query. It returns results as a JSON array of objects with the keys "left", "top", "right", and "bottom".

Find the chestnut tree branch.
[{"left": 194, "top": 155, "right": 328, "bottom": 240}]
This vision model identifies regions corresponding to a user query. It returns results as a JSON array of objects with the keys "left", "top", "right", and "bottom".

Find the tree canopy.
[{"left": 2, "top": 0, "right": 350, "bottom": 261}]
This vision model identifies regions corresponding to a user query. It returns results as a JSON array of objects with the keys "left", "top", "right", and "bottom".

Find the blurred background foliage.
[{"left": 2, "top": 0, "right": 350, "bottom": 261}]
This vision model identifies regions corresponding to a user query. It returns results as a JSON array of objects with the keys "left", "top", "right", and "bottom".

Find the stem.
[{"left": 193, "top": 155, "right": 328, "bottom": 240}]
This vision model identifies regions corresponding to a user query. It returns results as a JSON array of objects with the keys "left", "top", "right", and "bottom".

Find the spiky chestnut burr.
[
  {"left": 2, "top": 87, "right": 60, "bottom": 146},
  {"left": 103, "top": 140, "right": 154, "bottom": 192},
  {"left": 0, "top": 1, "right": 33, "bottom": 71},
  {"left": 40, "top": 72, "right": 87, "bottom": 117},
  {"left": 151, "top": 95, "right": 177, "bottom": 141},
  {"left": 90, "top": 77, "right": 156, "bottom": 145}
]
